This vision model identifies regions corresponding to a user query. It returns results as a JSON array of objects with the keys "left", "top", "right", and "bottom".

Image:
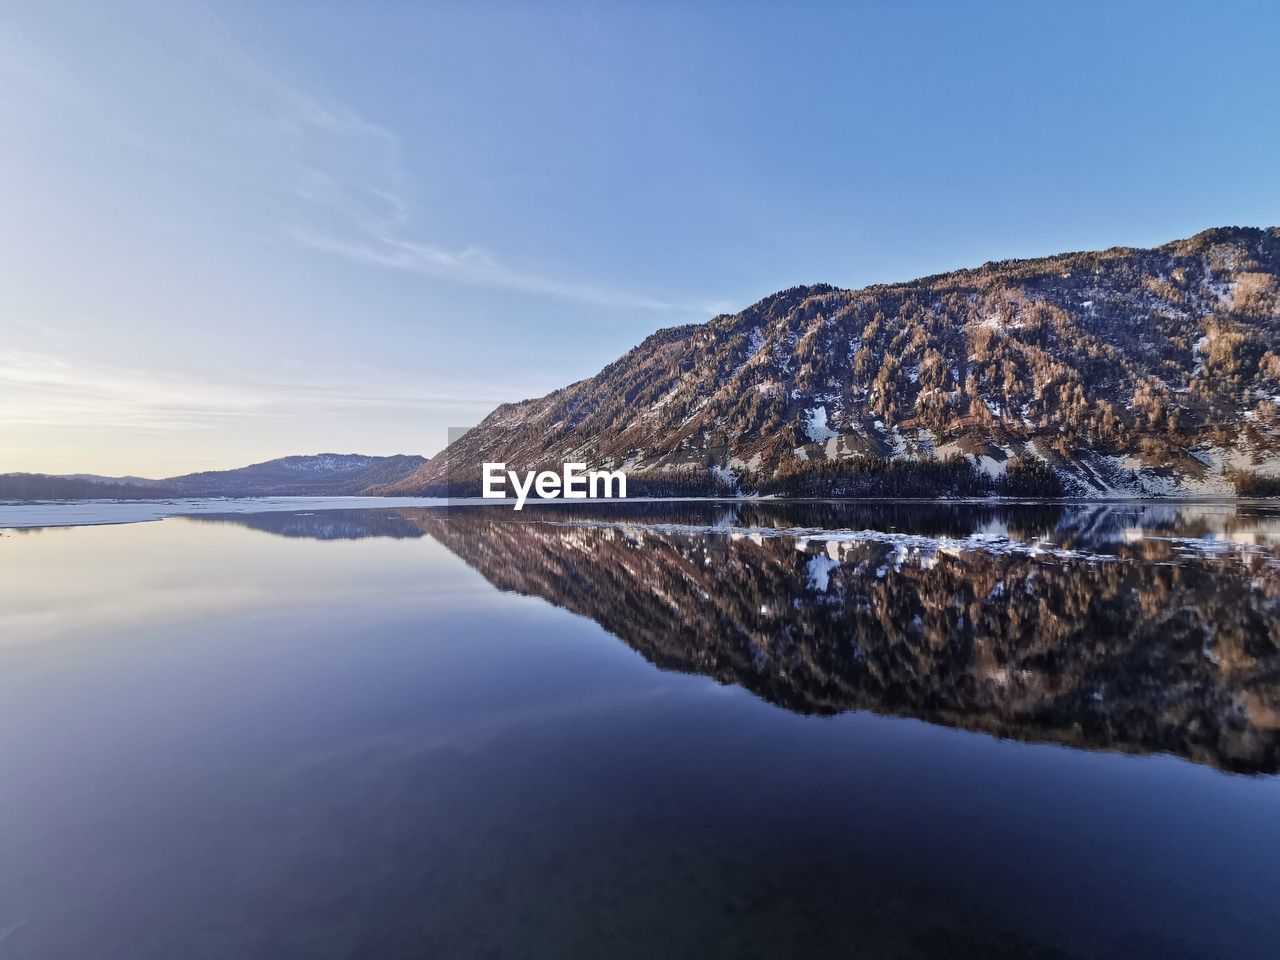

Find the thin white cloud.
[
  {"left": 268, "top": 93, "right": 723, "bottom": 313},
  {"left": 0, "top": 2, "right": 733, "bottom": 474},
  {"left": 291, "top": 229, "right": 725, "bottom": 313},
  {"left": 0, "top": 1, "right": 720, "bottom": 317},
  {"left": 0, "top": 349, "right": 516, "bottom": 436}
]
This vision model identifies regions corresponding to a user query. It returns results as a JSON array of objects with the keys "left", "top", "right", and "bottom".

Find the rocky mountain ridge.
[{"left": 383, "top": 226, "right": 1280, "bottom": 498}]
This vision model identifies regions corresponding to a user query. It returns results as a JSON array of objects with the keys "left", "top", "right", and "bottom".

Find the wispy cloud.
[
  {"left": 0, "top": 3, "right": 732, "bottom": 475},
  {"left": 0, "top": 349, "right": 516, "bottom": 435},
  {"left": 290, "top": 229, "right": 724, "bottom": 313},
  {"left": 0, "top": 2, "right": 722, "bottom": 316},
  {"left": 268, "top": 87, "right": 721, "bottom": 313}
]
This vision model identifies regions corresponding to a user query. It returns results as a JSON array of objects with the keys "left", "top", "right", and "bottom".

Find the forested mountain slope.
[{"left": 384, "top": 227, "right": 1280, "bottom": 498}]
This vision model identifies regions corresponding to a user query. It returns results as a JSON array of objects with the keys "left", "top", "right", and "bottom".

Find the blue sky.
[{"left": 3, "top": 0, "right": 1278, "bottom": 475}]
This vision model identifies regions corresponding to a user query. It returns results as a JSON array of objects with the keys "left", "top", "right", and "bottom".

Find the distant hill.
[
  {"left": 0, "top": 475, "right": 167, "bottom": 501},
  {"left": 0, "top": 454, "right": 427, "bottom": 501},
  {"left": 380, "top": 226, "right": 1280, "bottom": 498},
  {"left": 161, "top": 453, "right": 427, "bottom": 497}
]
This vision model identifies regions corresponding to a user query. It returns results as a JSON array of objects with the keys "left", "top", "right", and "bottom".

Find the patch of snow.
[
  {"left": 1192, "top": 334, "right": 1210, "bottom": 375},
  {"left": 806, "top": 554, "right": 841, "bottom": 591},
  {"left": 728, "top": 453, "right": 763, "bottom": 474},
  {"left": 541, "top": 519, "right": 1118, "bottom": 563},
  {"left": 0, "top": 496, "right": 452, "bottom": 530},
  {"left": 888, "top": 428, "right": 910, "bottom": 458},
  {"left": 650, "top": 383, "right": 681, "bottom": 410},
  {"left": 710, "top": 464, "right": 739, "bottom": 489},
  {"left": 974, "top": 455, "right": 1008, "bottom": 478},
  {"left": 803, "top": 405, "right": 838, "bottom": 443}
]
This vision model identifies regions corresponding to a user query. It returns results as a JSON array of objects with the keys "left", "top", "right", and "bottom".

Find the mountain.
[
  {"left": 0, "top": 474, "right": 168, "bottom": 500},
  {"left": 0, "top": 453, "right": 426, "bottom": 501},
  {"left": 67, "top": 473, "right": 165, "bottom": 487},
  {"left": 381, "top": 226, "right": 1280, "bottom": 498},
  {"left": 160, "top": 453, "right": 427, "bottom": 497}
]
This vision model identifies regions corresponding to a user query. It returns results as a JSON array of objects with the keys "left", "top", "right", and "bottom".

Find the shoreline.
[{"left": 0, "top": 493, "right": 1271, "bottom": 531}]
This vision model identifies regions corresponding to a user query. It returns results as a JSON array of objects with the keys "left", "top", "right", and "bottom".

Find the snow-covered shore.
[
  {"left": 0, "top": 496, "right": 450, "bottom": 529},
  {"left": 0, "top": 495, "right": 720, "bottom": 528}
]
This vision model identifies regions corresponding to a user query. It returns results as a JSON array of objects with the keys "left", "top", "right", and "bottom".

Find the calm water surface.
[{"left": 1, "top": 501, "right": 1278, "bottom": 959}]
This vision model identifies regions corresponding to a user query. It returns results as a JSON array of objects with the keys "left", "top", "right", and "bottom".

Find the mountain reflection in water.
[{"left": 193, "top": 501, "right": 1280, "bottom": 773}]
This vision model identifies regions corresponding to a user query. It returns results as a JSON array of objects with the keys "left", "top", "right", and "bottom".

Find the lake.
[{"left": 1, "top": 500, "right": 1278, "bottom": 959}]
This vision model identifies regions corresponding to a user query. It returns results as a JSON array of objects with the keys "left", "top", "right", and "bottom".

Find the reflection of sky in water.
[
  {"left": 0, "top": 520, "right": 494, "bottom": 646},
  {"left": 0, "top": 505, "right": 1278, "bottom": 959}
]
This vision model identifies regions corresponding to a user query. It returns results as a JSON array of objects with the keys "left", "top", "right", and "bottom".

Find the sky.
[{"left": 2, "top": 0, "right": 1278, "bottom": 476}]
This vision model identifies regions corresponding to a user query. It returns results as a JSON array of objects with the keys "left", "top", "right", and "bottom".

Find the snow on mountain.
[{"left": 382, "top": 226, "right": 1280, "bottom": 499}]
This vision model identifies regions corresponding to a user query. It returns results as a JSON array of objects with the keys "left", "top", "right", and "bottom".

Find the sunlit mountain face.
[
  {"left": 193, "top": 500, "right": 1280, "bottom": 773},
  {"left": 381, "top": 227, "right": 1280, "bottom": 500}
]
